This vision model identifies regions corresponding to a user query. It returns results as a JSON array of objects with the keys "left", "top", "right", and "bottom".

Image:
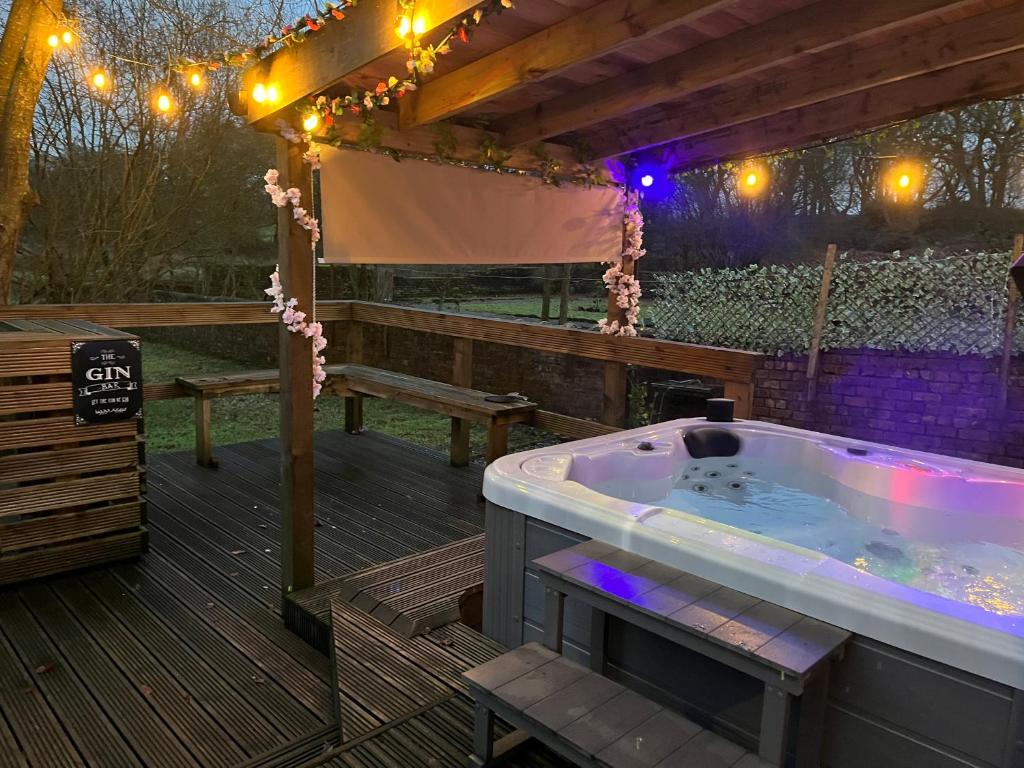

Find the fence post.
[
  {"left": 998, "top": 233, "right": 1024, "bottom": 409},
  {"left": 541, "top": 266, "right": 552, "bottom": 321},
  {"left": 450, "top": 337, "right": 474, "bottom": 466},
  {"left": 806, "top": 243, "right": 838, "bottom": 400},
  {"left": 558, "top": 264, "right": 571, "bottom": 324}
]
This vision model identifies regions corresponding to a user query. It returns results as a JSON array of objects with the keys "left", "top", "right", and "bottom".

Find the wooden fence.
[{"left": 0, "top": 301, "right": 763, "bottom": 430}]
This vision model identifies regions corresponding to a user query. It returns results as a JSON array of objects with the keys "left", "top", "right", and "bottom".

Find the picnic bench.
[
  {"left": 176, "top": 364, "right": 535, "bottom": 468},
  {"left": 465, "top": 540, "right": 851, "bottom": 768}
]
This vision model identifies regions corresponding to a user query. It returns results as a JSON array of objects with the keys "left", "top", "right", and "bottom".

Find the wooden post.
[
  {"left": 450, "top": 337, "right": 473, "bottom": 466},
  {"left": 344, "top": 320, "right": 364, "bottom": 433},
  {"left": 723, "top": 381, "right": 753, "bottom": 420},
  {"left": 558, "top": 263, "right": 571, "bottom": 324},
  {"left": 601, "top": 203, "right": 636, "bottom": 427},
  {"left": 540, "top": 265, "right": 552, "bottom": 321},
  {"left": 194, "top": 395, "right": 216, "bottom": 468},
  {"left": 806, "top": 243, "right": 838, "bottom": 399},
  {"left": 999, "top": 233, "right": 1024, "bottom": 409},
  {"left": 276, "top": 136, "right": 316, "bottom": 596}
]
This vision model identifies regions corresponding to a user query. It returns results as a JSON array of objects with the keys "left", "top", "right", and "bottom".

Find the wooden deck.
[{"left": 0, "top": 430, "right": 560, "bottom": 768}]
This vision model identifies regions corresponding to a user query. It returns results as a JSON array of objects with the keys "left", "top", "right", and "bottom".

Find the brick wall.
[{"left": 754, "top": 349, "right": 1024, "bottom": 468}]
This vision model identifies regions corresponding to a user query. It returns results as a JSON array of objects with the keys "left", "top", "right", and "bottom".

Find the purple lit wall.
[{"left": 754, "top": 349, "right": 1024, "bottom": 468}]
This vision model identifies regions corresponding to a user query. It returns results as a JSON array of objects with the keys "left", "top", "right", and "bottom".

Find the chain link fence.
[{"left": 649, "top": 250, "right": 1021, "bottom": 356}]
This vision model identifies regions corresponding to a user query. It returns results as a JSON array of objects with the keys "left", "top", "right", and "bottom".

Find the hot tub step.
[{"left": 465, "top": 642, "right": 770, "bottom": 768}]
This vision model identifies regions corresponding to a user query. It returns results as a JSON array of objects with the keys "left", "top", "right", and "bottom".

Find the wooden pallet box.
[{"left": 0, "top": 319, "right": 147, "bottom": 584}]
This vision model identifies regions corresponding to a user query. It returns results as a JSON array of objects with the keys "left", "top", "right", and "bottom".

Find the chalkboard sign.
[{"left": 71, "top": 340, "right": 143, "bottom": 425}]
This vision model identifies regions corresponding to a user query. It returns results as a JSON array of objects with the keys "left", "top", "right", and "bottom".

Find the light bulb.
[
  {"left": 640, "top": 174, "right": 654, "bottom": 188},
  {"left": 252, "top": 82, "right": 266, "bottom": 104},
  {"left": 265, "top": 83, "right": 280, "bottom": 104},
  {"left": 396, "top": 15, "right": 411, "bottom": 38},
  {"left": 155, "top": 92, "right": 173, "bottom": 113},
  {"left": 61, "top": 30, "right": 74, "bottom": 45},
  {"left": 745, "top": 172, "right": 758, "bottom": 187},
  {"left": 90, "top": 69, "right": 109, "bottom": 90},
  {"left": 898, "top": 174, "right": 911, "bottom": 189},
  {"left": 412, "top": 15, "right": 427, "bottom": 36},
  {"left": 47, "top": 33, "right": 60, "bottom": 48},
  {"left": 189, "top": 71, "right": 203, "bottom": 88},
  {"left": 302, "top": 112, "right": 319, "bottom": 131}
]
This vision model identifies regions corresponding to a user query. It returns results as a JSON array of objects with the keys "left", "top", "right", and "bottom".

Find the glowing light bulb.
[
  {"left": 61, "top": 30, "right": 74, "bottom": 45},
  {"left": 396, "top": 15, "right": 412, "bottom": 38},
  {"left": 188, "top": 71, "right": 204, "bottom": 88},
  {"left": 412, "top": 15, "right": 427, "bottom": 36},
  {"left": 745, "top": 172, "right": 758, "bottom": 187},
  {"left": 155, "top": 91, "right": 173, "bottom": 113},
  {"left": 897, "top": 174, "right": 911, "bottom": 189},
  {"left": 302, "top": 112, "right": 320, "bottom": 131},
  {"left": 265, "top": 83, "right": 280, "bottom": 104},
  {"left": 640, "top": 174, "right": 654, "bottom": 188},
  {"left": 90, "top": 69, "right": 109, "bottom": 91},
  {"left": 252, "top": 82, "right": 267, "bottom": 104},
  {"left": 47, "top": 33, "right": 60, "bottom": 48}
]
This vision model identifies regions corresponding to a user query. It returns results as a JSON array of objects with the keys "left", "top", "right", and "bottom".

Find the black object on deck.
[{"left": 706, "top": 397, "right": 735, "bottom": 422}]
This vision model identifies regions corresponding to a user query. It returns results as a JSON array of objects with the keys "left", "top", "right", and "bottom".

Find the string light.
[
  {"left": 884, "top": 159, "right": 926, "bottom": 202},
  {"left": 395, "top": 12, "right": 427, "bottom": 39},
  {"left": 153, "top": 88, "right": 175, "bottom": 115},
  {"left": 252, "top": 82, "right": 280, "bottom": 105},
  {"left": 187, "top": 70, "right": 204, "bottom": 89},
  {"left": 47, "top": 33, "right": 60, "bottom": 48},
  {"left": 265, "top": 83, "right": 280, "bottom": 103},
  {"left": 61, "top": 29, "right": 74, "bottom": 45},
  {"left": 89, "top": 68, "right": 111, "bottom": 91},
  {"left": 738, "top": 160, "right": 768, "bottom": 197},
  {"left": 302, "top": 112, "right": 320, "bottom": 131},
  {"left": 251, "top": 82, "right": 266, "bottom": 103}
]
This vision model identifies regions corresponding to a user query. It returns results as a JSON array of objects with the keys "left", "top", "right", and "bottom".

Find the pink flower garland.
[
  {"left": 265, "top": 268, "right": 328, "bottom": 398},
  {"left": 263, "top": 163, "right": 326, "bottom": 399},
  {"left": 597, "top": 190, "right": 646, "bottom": 337},
  {"left": 263, "top": 168, "right": 320, "bottom": 249}
]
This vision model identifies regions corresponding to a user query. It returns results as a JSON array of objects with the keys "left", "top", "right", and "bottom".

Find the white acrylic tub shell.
[{"left": 482, "top": 419, "right": 1024, "bottom": 688}]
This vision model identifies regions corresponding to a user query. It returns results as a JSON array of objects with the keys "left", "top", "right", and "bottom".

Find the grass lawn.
[
  {"left": 451, "top": 295, "right": 651, "bottom": 324},
  {"left": 142, "top": 340, "right": 552, "bottom": 458}
]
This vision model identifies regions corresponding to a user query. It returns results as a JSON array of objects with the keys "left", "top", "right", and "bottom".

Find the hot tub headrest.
[{"left": 683, "top": 427, "right": 741, "bottom": 459}]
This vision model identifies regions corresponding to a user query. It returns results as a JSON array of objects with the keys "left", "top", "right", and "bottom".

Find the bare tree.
[{"left": 0, "top": 0, "right": 64, "bottom": 303}]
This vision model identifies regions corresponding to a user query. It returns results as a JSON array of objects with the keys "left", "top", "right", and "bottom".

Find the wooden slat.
[
  {"left": 350, "top": 302, "right": 762, "bottom": 382},
  {"left": 400, "top": 0, "right": 730, "bottom": 128},
  {"left": 531, "top": 409, "right": 622, "bottom": 439},
  {"left": 0, "top": 415, "right": 137, "bottom": 450},
  {"left": 0, "top": 471, "right": 140, "bottom": 518},
  {"left": 0, "top": 530, "right": 145, "bottom": 585},
  {"left": 241, "top": 0, "right": 481, "bottom": 124},
  {"left": 144, "top": 382, "right": 188, "bottom": 400},
  {"left": 0, "top": 381, "right": 70, "bottom": 416},
  {"left": 0, "top": 502, "right": 142, "bottom": 554},
  {"left": 311, "top": 112, "right": 583, "bottom": 177},
  {"left": 584, "top": 3, "right": 1024, "bottom": 157},
  {"left": 0, "top": 302, "right": 352, "bottom": 327},
  {"left": 0, "top": 441, "right": 139, "bottom": 484},
  {"left": 499, "top": 0, "right": 982, "bottom": 146},
  {"left": 176, "top": 370, "right": 280, "bottom": 397},
  {"left": 655, "top": 48, "right": 1024, "bottom": 171}
]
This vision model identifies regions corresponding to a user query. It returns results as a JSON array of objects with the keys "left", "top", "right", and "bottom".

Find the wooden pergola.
[{"left": 239, "top": 0, "right": 1024, "bottom": 595}]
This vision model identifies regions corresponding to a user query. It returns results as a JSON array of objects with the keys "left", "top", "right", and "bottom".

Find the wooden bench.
[
  {"left": 176, "top": 370, "right": 281, "bottom": 467},
  {"left": 465, "top": 540, "right": 851, "bottom": 767},
  {"left": 177, "top": 364, "right": 536, "bottom": 469},
  {"left": 326, "top": 363, "right": 536, "bottom": 466}
]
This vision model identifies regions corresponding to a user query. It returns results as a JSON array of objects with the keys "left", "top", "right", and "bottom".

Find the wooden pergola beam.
[
  {"left": 241, "top": 0, "right": 480, "bottom": 124},
  {"left": 585, "top": 3, "right": 1024, "bottom": 158},
  {"left": 313, "top": 111, "right": 604, "bottom": 178},
  {"left": 496, "top": 0, "right": 984, "bottom": 146},
  {"left": 651, "top": 49, "right": 1024, "bottom": 171},
  {"left": 397, "top": 0, "right": 732, "bottom": 130}
]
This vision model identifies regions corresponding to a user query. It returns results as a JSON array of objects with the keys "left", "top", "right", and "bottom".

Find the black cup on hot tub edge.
[
  {"left": 705, "top": 397, "right": 735, "bottom": 423},
  {"left": 683, "top": 398, "right": 741, "bottom": 458}
]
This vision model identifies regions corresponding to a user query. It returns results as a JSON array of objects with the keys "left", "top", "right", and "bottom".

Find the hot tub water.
[{"left": 593, "top": 455, "right": 1024, "bottom": 617}]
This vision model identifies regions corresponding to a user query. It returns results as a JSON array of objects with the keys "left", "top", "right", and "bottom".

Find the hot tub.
[{"left": 482, "top": 418, "right": 1024, "bottom": 767}]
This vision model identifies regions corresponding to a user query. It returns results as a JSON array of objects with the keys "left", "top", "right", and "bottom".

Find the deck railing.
[{"left": 0, "top": 300, "right": 763, "bottom": 429}]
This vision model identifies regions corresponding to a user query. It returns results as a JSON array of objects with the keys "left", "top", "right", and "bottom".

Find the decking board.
[{"left": 0, "top": 429, "right": 509, "bottom": 768}]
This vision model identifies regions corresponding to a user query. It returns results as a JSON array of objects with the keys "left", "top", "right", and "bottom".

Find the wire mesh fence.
[{"left": 648, "top": 250, "right": 1021, "bottom": 356}]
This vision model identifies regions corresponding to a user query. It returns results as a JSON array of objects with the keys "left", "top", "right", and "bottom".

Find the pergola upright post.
[
  {"left": 276, "top": 136, "right": 316, "bottom": 595},
  {"left": 602, "top": 196, "right": 636, "bottom": 427}
]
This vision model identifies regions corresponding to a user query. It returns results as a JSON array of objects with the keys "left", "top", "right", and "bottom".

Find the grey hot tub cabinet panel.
[{"left": 482, "top": 501, "right": 1024, "bottom": 768}]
